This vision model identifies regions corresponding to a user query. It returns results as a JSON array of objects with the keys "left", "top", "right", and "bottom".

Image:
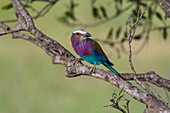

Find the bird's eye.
[{"left": 76, "top": 33, "right": 79, "bottom": 35}]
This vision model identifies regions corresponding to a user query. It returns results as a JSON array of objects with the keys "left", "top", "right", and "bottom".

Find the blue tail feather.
[{"left": 103, "top": 62, "right": 121, "bottom": 77}]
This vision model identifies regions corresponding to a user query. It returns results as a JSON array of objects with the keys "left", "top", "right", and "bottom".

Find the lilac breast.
[{"left": 71, "top": 36, "right": 93, "bottom": 57}]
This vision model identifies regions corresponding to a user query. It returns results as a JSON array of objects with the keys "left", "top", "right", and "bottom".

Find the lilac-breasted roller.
[{"left": 71, "top": 29, "right": 121, "bottom": 77}]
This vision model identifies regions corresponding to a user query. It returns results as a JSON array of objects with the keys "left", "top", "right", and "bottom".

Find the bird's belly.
[{"left": 81, "top": 54, "right": 103, "bottom": 65}]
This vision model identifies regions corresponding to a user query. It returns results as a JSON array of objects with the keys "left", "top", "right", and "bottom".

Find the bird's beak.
[{"left": 85, "top": 32, "right": 92, "bottom": 37}]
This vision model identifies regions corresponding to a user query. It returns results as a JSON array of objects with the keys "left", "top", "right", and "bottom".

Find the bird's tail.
[{"left": 103, "top": 62, "right": 121, "bottom": 77}]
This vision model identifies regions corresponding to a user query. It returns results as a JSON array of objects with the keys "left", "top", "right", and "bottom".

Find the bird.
[{"left": 71, "top": 29, "right": 121, "bottom": 77}]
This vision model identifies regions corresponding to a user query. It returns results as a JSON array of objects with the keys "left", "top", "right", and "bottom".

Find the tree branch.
[
  {"left": 0, "top": 0, "right": 170, "bottom": 112},
  {"left": 157, "top": 0, "right": 170, "bottom": 18},
  {"left": 122, "top": 72, "right": 170, "bottom": 92}
]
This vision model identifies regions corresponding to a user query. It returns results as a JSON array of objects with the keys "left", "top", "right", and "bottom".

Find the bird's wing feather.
[
  {"left": 91, "top": 40, "right": 108, "bottom": 59},
  {"left": 91, "top": 39, "right": 114, "bottom": 66}
]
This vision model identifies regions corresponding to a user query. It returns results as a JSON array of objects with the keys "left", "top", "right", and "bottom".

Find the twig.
[
  {"left": 0, "top": 23, "right": 23, "bottom": 36},
  {"left": 104, "top": 104, "right": 126, "bottom": 113},
  {"left": 34, "top": 0, "right": 58, "bottom": 19},
  {"left": 0, "top": 19, "right": 18, "bottom": 23},
  {"left": 104, "top": 95, "right": 126, "bottom": 113},
  {"left": 104, "top": 93, "right": 130, "bottom": 113},
  {"left": 31, "top": 0, "right": 51, "bottom": 2},
  {"left": 126, "top": 9, "right": 146, "bottom": 75},
  {"left": 126, "top": 8, "right": 155, "bottom": 95},
  {"left": 123, "top": 98, "right": 130, "bottom": 113},
  {"left": 70, "top": 3, "right": 133, "bottom": 28},
  {"left": 144, "top": 82, "right": 168, "bottom": 105},
  {"left": 164, "top": 89, "right": 169, "bottom": 104},
  {"left": 151, "top": 25, "right": 170, "bottom": 31},
  {"left": 121, "top": 71, "right": 170, "bottom": 92},
  {"left": 0, "top": 0, "right": 58, "bottom": 23}
]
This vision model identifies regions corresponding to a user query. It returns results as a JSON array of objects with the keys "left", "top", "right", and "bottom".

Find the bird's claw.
[
  {"left": 88, "top": 63, "right": 96, "bottom": 74},
  {"left": 89, "top": 67, "right": 95, "bottom": 74},
  {"left": 72, "top": 58, "right": 83, "bottom": 64}
]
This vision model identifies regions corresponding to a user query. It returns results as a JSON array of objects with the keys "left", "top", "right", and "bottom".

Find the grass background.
[{"left": 0, "top": 0, "right": 170, "bottom": 113}]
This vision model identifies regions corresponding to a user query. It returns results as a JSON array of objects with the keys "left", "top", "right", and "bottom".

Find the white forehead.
[{"left": 72, "top": 29, "right": 87, "bottom": 35}]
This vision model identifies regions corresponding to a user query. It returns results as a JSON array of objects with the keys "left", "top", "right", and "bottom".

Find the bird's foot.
[
  {"left": 89, "top": 63, "right": 96, "bottom": 74},
  {"left": 72, "top": 58, "right": 83, "bottom": 64}
]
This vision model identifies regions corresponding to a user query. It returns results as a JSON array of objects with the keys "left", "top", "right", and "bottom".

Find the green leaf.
[
  {"left": 21, "top": 0, "right": 30, "bottom": 2},
  {"left": 110, "top": 42, "right": 114, "bottom": 47},
  {"left": 57, "top": 16, "right": 70, "bottom": 25},
  {"left": 115, "top": 0, "right": 118, "bottom": 3},
  {"left": 128, "top": 0, "right": 135, "bottom": 2},
  {"left": 23, "top": 4, "right": 31, "bottom": 8},
  {"left": 117, "top": 95, "right": 124, "bottom": 102},
  {"left": 1, "top": 3, "right": 13, "bottom": 10},
  {"left": 70, "top": 0, "right": 74, "bottom": 11},
  {"left": 132, "top": 9, "right": 137, "bottom": 17},
  {"left": 118, "top": 88, "right": 124, "bottom": 96},
  {"left": 92, "top": 7, "right": 101, "bottom": 19},
  {"left": 115, "top": 4, "right": 121, "bottom": 16},
  {"left": 110, "top": 99, "right": 115, "bottom": 104},
  {"left": 107, "top": 27, "right": 114, "bottom": 39},
  {"left": 112, "top": 92, "right": 117, "bottom": 98},
  {"left": 156, "top": 12, "right": 163, "bottom": 21},
  {"left": 21, "top": 0, "right": 31, "bottom": 4},
  {"left": 119, "top": 0, "right": 122, "bottom": 5},
  {"left": 100, "top": 6, "right": 107, "bottom": 18},
  {"left": 124, "top": 32, "right": 127, "bottom": 37},
  {"left": 134, "top": 35, "right": 142, "bottom": 40},
  {"left": 116, "top": 27, "right": 122, "bottom": 39},
  {"left": 163, "top": 28, "right": 167, "bottom": 40},
  {"left": 138, "top": 22, "right": 143, "bottom": 27},
  {"left": 142, "top": 15, "right": 146, "bottom": 19},
  {"left": 121, "top": 38, "right": 126, "bottom": 43},
  {"left": 65, "top": 11, "right": 76, "bottom": 20},
  {"left": 140, "top": 3, "right": 147, "bottom": 7},
  {"left": 93, "top": 7, "right": 98, "bottom": 18},
  {"left": 115, "top": 0, "right": 122, "bottom": 5},
  {"left": 148, "top": 7, "right": 152, "bottom": 19}
]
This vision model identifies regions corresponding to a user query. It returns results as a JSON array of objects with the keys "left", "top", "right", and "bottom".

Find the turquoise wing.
[{"left": 91, "top": 39, "right": 114, "bottom": 66}]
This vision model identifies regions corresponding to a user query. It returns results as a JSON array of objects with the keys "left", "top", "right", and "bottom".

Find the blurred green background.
[{"left": 0, "top": 0, "right": 170, "bottom": 113}]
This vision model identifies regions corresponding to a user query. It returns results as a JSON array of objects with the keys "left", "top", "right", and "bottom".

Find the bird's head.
[{"left": 71, "top": 29, "right": 92, "bottom": 40}]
